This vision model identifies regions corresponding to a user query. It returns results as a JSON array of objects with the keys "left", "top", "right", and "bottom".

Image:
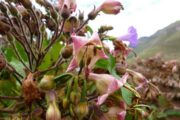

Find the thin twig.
[
  {"left": 17, "top": 18, "right": 37, "bottom": 61},
  {"left": 0, "top": 96, "right": 22, "bottom": 100},
  {"left": 9, "top": 40, "right": 32, "bottom": 72},
  {"left": 75, "top": 19, "right": 89, "bottom": 33},
  {"left": 30, "top": 8, "right": 41, "bottom": 50},
  {"left": 44, "top": 19, "right": 66, "bottom": 53},
  {"left": 6, "top": 14, "right": 33, "bottom": 70},
  {"left": 0, "top": 109, "right": 15, "bottom": 113},
  {"left": 12, "top": 33, "right": 32, "bottom": 69},
  {"left": 38, "top": 57, "right": 64, "bottom": 75},
  {"left": 21, "top": 20, "right": 33, "bottom": 70}
]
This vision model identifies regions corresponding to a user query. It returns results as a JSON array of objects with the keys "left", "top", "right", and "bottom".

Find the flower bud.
[
  {"left": 98, "top": 25, "right": 113, "bottom": 33},
  {"left": 78, "top": 11, "right": 84, "bottom": 21},
  {"left": 61, "top": 6, "right": 71, "bottom": 20},
  {"left": 36, "top": 0, "right": 45, "bottom": 6},
  {"left": 98, "top": 0, "right": 123, "bottom": 15},
  {"left": 44, "top": 0, "right": 53, "bottom": 8},
  {"left": 0, "top": 21, "right": 11, "bottom": 35},
  {"left": 70, "top": 91, "right": 81, "bottom": 104},
  {"left": 0, "top": 2, "right": 8, "bottom": 13},
  {"left": 20, "top": 0, "right": 32, "bottom": 9},
  {"left": 63, "top": 16, "right": 79, "bottom": 32},
  {"left": 74, "top": 102, "right": 89, "bottom": 119},
  {"left": 46, "top": 17, "right": 56, "bottom": 31},
  {"left": 61, "top": 44, "right": 73, "bottom": 59},
  {"left": 8, "top": 5, "right": 19, "bottom": 17},
  {"left": 62, "top": 97, "right": 69, "bottom": 109},
  {"left": 50, "top": 8, "right": 58, "bottom": 21},
  {"left": 39, "top": 75, "right": 55, "bottom": 90},
  {"left": 46, "top": 102, "right": 61, "bottom": 120},
  {"left": 6, "top": 33, "right": 14, "bottom": 42},
  {"left": 88, "top": 8, "right": 99, "bottom": 20}
]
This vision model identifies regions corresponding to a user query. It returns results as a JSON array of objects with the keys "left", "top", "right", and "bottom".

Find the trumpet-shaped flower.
[
  {"left": 66, "top": 33, "right": 108, "bottom": 72},
  {"left": 97, "top": 0, "right": 123, "bottom": 15},
  {"left": 58, "top": 0, "right": 77, "bottom": 12},
  {"left": 88, "top": 73, "right": 129, "bottom": 105},
  {"left": 118, "top": 26, "right": 138, "bottom": 48}
]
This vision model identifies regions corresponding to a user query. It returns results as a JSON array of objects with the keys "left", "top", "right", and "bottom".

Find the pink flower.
[
  {"left": 97, "top": 0, "right": 123, "bottom": 15},
  {"left": 58, "top": 0, "right": 77, "bottom": 12},
  {"left": 88, "top": 73, "right": 129, "bottom": 105},
  {"left": 117, "top": 111, "right": 126, "bottom": 120},
  {"left": 66, "top": 33, "right": 108, "bottom": 72}
]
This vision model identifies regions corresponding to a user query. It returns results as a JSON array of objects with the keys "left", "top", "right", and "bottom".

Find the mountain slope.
[{"left": 133, "top": 20, "right": 180, "bottom": 60}]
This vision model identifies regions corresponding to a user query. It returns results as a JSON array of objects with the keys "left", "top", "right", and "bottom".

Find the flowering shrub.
[{"left": 0, "top": 0, "right": 158, "bottom": 119}]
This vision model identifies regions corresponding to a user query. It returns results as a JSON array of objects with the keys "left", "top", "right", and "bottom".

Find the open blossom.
[
  {"left": 117, "top": 26, "right": 138, "bottom": 48},
  {"left": 58, "top": 0, "right": 77, "bottom": 12},
  {"left": 88, "top": 73, "right": 129, "bottom": 105},
  {"left": 66, "top": 33, "right": 108, "bottom": 72},
  {"left": 97, "top": 0, "right": 123, "bottom": 15}
]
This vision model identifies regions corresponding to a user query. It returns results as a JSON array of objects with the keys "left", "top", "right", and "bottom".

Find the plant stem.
[
  {"left": 0, "top": 96, "right": 22, "bottom": 100},
  {"left": 44, "top": 19, "right": 65, "bottom": 54},
  {"left": 30, "top": 8, "right": 41, "bottom": 50},
  {"left": 9, "top": 40, "right": 32, "bottom": 72},
  {"left": 0, "top": 109, "right": 15, "bottom": 113},
  {"left": 17, "top": 17, "right": 37, "bottom": 61},
  {"left": 75, "top": 19, "right": 89, "bottom": 33},
  {"left": 6, "top": 14, "right": 33, "bottom": 70}
]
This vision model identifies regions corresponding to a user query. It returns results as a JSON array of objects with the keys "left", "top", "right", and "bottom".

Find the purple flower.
[{"left": 117, "top": 26, "right": 138, "bottom": 48}]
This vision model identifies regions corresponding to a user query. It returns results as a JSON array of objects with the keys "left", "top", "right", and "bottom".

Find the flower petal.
[
  {"left": 71, "top": 35, "right": 88, "bottom": 55},
  {"left": 117, "top": 111, "right": 126, "bottom": 120},
  {"left": 96, "top": 93, "right": 109, "bottom": 106},
  {"left": 66, "top": 57, "right": 78, "bottom": 72},
  {"left": 97, "top": 50, "right": 108, "bottom": 59},
  {"left": 118, "top": 26, "right": 138, "bottom": 48}
]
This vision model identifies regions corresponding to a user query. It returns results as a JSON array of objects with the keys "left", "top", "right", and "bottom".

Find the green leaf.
[
  {"left": 49, "top": 41, "right": 62, "bottom": 61},
  {"left": 4, "top": 47, "right": 16, "bottom": 62},
  {"left": 38, "top": 41, "right": 62, "bottom": 70},
  {"left": 15, "top": 41, "right": 28, "bottom": 62},
  {"left": 100, "top": 105, "right": 108, "bottom": 112},
  {"left": 10, "top": 58, "right": 25, "bottom": 77},
  {"left": 164, "top": 109, "right": 180, "bottom": 116},
  {"left": 133, "top": 104, "right": 151, "bottom": 109},
  {"left": 54, "top": 73, "right": 73, "bottom": 86},
  {"left": 95, "top": 54, "right": 119, "bottom": 78},
  {"left": 107, "top": 54, "right": 119, "bottom": 78},
  {"left": 86, "top": 25, "right": 93, "bottom": 35},
  {"left": 95, "top": 59, "right": 108, "bottom": 70},
  {"left": 121, "top": 87, "right": 133, "bottom": 105}
]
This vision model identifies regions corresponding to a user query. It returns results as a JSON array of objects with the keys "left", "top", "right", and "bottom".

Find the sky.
[{"left": 77, "top": 0, "right": 180, "bottom": 38}]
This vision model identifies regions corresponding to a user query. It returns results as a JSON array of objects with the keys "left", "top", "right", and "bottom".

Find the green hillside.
[{"left": 131, "top": 20, "right": 180, "bottom": 60}]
